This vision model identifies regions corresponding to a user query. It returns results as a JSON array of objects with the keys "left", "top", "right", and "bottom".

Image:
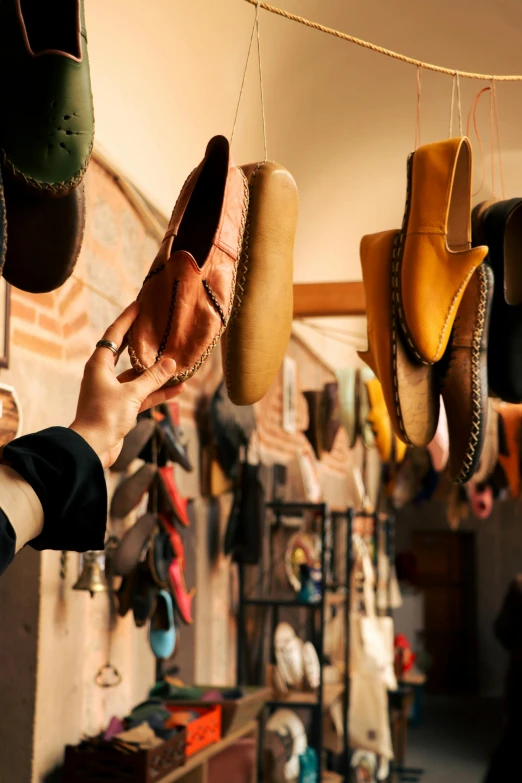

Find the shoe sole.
[{"left": 450, "top": 263, "right": 493, "bottom": 484}]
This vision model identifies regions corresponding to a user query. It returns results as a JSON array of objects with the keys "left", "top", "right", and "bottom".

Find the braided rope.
[{"left": 244, "top": 0, "right": 522, "bottom": 81}]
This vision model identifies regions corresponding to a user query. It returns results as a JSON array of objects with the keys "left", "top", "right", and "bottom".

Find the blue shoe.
[{"left": 149, "top": 589, "right": 176, "bottom": 659}]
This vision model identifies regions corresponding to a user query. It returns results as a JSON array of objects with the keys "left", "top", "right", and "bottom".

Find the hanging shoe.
[
  {"left": 222, "top": 161, "right": 298, "bottom": 405},
  {"left": 497, "top": 402, "right": 522, "bottom": 499},
  {"left": 110, "top": 464, "right": 157, "bottom": 519},
  {"left": 154, "top": 403, "right": 193, "bottom": 472},
  {"left": 0, "top": 0, "right": 94, "bottom": 195},
  {"left": 148, "top": 528, "right": 174, "bottom": 589},
  {"left": 168, "top": 558, "right": 195, "bottom": 625},
  {"left": 358, "top": 367, "right": 376, "bottom": 448},
  {"left": 132, "top": 562, "right": 158, "bottom": 628},
  {"left": 110, "top": 419, "right": 156, "bottom": 473},
  {"left": 112, "top": 512, "right": 158, "bottom": 576},
  {"left": 157, "top": 466, "right": 190, "bottom": 527},
  {"left": 358, "top": 229, "right": 439, "bottom": 447},
  {"left": 427, "top": 399, "right": 450, "bottom": 473},
  {"left": 365, "top": 376, "right": 392, "bottom": 462},
  {"left": 395, "top": 137, "right": 488, "bottom": 364},
  {"left": 473, "top": 198, "right": 522, "bottom": 402},
  {"left": 129, "top": 136, "right": 249, "bottom": 385},
  {"left": 439, "top": 264, "right": 493, "bottom": 484},
  {"left": 473, "top": 400, "right": 499, "bottom": 485},
  {"left": 149, "top": 590, "right": 177, "bottom": 660}
]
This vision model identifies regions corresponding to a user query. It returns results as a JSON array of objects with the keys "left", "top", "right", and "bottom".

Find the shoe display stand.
[{"left": 236, "top": 501, "right": 355, "bottom": 782}]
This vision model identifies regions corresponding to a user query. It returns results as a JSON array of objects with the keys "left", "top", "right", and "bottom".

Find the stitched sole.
[
  {"left": 452, "top": 263, "right": 492, "bottom": 485},
  {"left": 392, "top": 152, "right": 428, "bottom": 365}
]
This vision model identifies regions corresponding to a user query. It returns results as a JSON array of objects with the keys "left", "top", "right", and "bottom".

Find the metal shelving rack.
[{"left": 236, "top": 501, "right": 354, "bottom": 783}]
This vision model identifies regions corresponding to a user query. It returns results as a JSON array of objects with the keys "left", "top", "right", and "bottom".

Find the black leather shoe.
[
  {"left": 473, "top": 199, "right": 522, "bottom": 402},
  {"left": 155, "top": 403, "right": 193, "bottom": 472}
]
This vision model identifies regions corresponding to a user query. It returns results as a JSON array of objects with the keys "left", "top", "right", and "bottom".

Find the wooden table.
[{"left": 159, "top": 720, "right": 258, "bottom": 783}]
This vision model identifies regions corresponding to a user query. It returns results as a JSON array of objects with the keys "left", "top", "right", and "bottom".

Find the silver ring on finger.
[{"left": 96, "top": 339, "right": 119, "bottom": 356}]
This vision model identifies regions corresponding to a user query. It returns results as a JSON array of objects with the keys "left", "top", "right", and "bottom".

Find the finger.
[
  {"left": 139, "top": 383, "right": 185, "bottom": 413},
  {"left": 128, "top": 357, "right": 177, "bottom": 401},
  {"left": 92, "top": 301, "right": 139, "bottom": 367},
  {"left": 117, "top": 368, "right": 141, "bottom": 384}
]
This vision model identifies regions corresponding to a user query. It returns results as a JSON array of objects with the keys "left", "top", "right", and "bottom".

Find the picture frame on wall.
[
  {"left": 0, "top": 280, "right": 11, "bottom": 369},
  {"left": 282, "top": 356, "right": 297, "bottom": 434}
]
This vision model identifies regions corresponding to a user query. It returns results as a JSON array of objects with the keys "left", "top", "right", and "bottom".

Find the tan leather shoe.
[
  {"left": 395, "top": 137, "right": 488, "bottom": 364},
  {"left": 129, "top": 136, "right": 249, "bottom": 384},
  {"left": 358, "top": 229, "right": 439, "bottom": 448},
  {"left": 365, "top": 377, "right": 392, "bottom": 462},
  {"left": 439, "top": 263, "right": 493, "bottom": 484},
  {"left": 222, "top": 161, "right": 297, "bottom": 405}
]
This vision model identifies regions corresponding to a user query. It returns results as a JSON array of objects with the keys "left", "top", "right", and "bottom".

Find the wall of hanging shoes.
[{"left": 234, "top": 501, "right": 397, "bottom": 783}]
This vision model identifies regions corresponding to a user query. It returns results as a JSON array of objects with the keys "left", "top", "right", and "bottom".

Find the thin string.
[
  {"left": 449, "top": 75, "right": 456, "bottom": 137},
  {"left": 489, "top": 81, "right": 496, "bottom": 197},
  {"left": 231, "top": 12, "right": 258, "bottom": 144},
  {"left": 415, "top": 66, "right": 422, "bottom": 149},
  {"left": 255, "top": 0, "right": 268, "bottom": 160},
  {"left": 243, "top": 0, "right": 522, "bottom": 81},
  {"left": 466, "top": 86, "right": 490, "bottom": 196},
  {"left": 456, "top": 73, "right": 463, "bottom": 134},
  {"left": 491, "top": 81, "right": 506, "bottom": 198}
]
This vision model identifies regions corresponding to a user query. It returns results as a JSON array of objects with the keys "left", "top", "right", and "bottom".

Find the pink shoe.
[{"left": 158, "top": 466, "right": 190, "bottom": 526}]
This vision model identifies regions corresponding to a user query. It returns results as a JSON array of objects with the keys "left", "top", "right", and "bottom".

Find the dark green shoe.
[{"left": 0, "top": 0, "right": 94, "bottom": 195}]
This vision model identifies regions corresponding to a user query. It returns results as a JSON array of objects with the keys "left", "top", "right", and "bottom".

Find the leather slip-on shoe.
[
  {"left": 112, "top": 512, "right": 158, "bottom": 576},
  {"left": 439, "top": 263, "right": 493, "bottom": 484},
  {"left": 0, "top": 0, "right": 94, "bottom": 195},
  {"left": 110, "top": 463, "right": 157, "bottom": 519},
  {"left": 169, "top": 558, "right": 195, "bottom": 625},
  {"left": 221, "top": 161, "right": 298, "bottom": 405},
  {"left": 157, "top": 466, "right": 190, "bottom": 527},
  {"left": 129, "top": 136, "right": 249, "bottom": 386},
  {"left": 395, "top": 137, "right": 488, "bottom": 365},
  {"left": 2, "top": 178, "right": 86, "bottom": 292},
  {"left": 365, "top": 377, "right": 392, "bottom": 462},
  {"left": 149, "top": 590, "right": 176, "bottom": 660},
  {"left": 358, "top": 229, "right": 439, "bottom": 447},
  {"left": 473, "top": 198, "right": 522, "bottom": 402},
  {"left": 110, "top": 419, "right": 156, "bottom": 473}
]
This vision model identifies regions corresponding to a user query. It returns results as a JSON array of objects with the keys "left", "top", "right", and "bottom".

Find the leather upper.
[
  {"left": 439, "top": 264, "right": 493, "bottom": 484},
  {"left": 0, "top": 0, "right": 94, "bottom": 193},
  {"left": 400, "top": 137, "right": 488, "bottom": 363},
  {"left": 358, "top": 229, "right": 439, "bottom": 447},
  {"left": 130, "top": 136, "right": 249, "bottom": 385},
  {"left": 473, "top": 198, "right": 522, "bottom": 402},
  {"left": 222, "top": 161, "right": 298, "bottom": 405},
  {"left": 365, "top": 377, "right": 392, "bottom": 462}
]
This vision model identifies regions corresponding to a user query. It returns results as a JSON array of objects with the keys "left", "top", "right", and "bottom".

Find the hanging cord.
[
  {"left": 231, "top": 0, "right": 268, "bottom": 159},
  {"left": 415, "top": 66, "right": 422, "bottom": 149},
  {"left": 243, "top": 0, "right": 522, "bottom": 81},
  {"left": 491, "top": 81, "right": 506, "bottom": 199},
  {"left": 466, "top": 86, "right": 491, "bottom": 196},
  {"left": 448, "top": 73, "right": 463, "bottom": 137}
]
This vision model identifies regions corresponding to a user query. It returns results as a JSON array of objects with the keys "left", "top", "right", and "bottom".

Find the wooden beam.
[{"left": 293, "top": 281, "right": 366, "bottom": 318}]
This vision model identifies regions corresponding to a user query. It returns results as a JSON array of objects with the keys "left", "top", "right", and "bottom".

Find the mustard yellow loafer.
[
  {"left": 365, "top": 377, "right": 392, "bottom": 462},
  {"left": 395, "top": 137, "right": 488, "bottom": 365},
  {"left": 358, "top": 230, "right": 439, "bottom": 447}
]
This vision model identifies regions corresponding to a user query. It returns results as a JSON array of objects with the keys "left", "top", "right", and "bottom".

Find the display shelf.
[
  {"left": 322, "top": 772, "right": 343, "bottom": 783},
  {"left": 267, "top": 683, "right": 344, "bottom": 710}
]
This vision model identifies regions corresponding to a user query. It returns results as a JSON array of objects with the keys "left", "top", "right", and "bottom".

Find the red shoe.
[
  {"left": 158, "top": 466, "right": 190, "bottom": 526},
  {"left": 159, "top": 513, "right": 185, "bottom": 566},
  {"left": 168, "top": 558, "right": 195, "bottom": 625}
]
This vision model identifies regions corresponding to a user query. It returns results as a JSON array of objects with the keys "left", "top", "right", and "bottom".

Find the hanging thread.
[
  {"left": 243, "top": 0, "right": 522, "bottom": 81},
  {"left": 415, "top": 66, "right": 422, "bottom": 149},
  {"left": 491, "top": 81, "right": 506, "bottom": 198}
]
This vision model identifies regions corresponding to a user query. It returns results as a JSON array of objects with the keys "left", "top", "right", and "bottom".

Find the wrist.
[{"left": 69, "top": 422, "right": 109, "bottom": 468}]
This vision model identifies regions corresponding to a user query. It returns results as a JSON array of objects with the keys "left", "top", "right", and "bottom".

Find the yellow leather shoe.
[
  {"left": 395, "top": 137, "right": 488, "bottom": 365},
  {"left": 358, "top": 230, "right": 439, "bottom": 447},
  {"left": 365, "top": 377, "right": 392, "bottom": 462}
]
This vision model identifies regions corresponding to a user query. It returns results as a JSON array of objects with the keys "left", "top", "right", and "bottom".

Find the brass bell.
[{"left": 73, "top": 552, "right": 109, "bottom": 597}]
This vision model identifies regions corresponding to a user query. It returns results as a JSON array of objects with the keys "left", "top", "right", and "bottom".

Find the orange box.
[{"left": 166, "top": 705, "right": 222, "bottom": 757}]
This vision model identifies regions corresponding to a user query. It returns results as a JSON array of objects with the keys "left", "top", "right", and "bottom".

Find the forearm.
[{"left": 0, "top": 464, "right": 43, "bottom": 552}]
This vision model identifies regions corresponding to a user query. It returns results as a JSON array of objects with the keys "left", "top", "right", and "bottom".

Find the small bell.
[{"left": 73, "top": 552, "right": 108, "bottom": 598}]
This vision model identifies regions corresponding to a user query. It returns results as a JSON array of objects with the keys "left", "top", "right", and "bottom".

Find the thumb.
[{"left": 131, "top": 358, "right": 177, "bottom": 400}]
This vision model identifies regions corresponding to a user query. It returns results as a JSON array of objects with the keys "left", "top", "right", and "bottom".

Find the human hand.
[{"left": 69, "top": 302, "right": 184, "bottom": 468}]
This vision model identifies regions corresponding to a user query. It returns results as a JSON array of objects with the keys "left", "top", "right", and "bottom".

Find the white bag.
[{"left": 349, "top": 671, "right": 394, "bottom": 760}]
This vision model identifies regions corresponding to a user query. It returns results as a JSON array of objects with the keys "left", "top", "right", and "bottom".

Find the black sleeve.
[
  {"left": 0, "top": 427, "right": 107, "bottom": 574},
  {"left": 0, "top": 511, "right": 16, "bottom": 575}
]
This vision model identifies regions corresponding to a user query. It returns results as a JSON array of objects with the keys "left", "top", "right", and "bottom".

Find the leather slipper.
[
  {"left": 358, "top": 229, "right": 439, "bottom": 447},
  {"left": 148, "top": 528, "right": 174, "bottom": 588},
  {"left": 168, "top": 558, "right": 195, "bottom": 625},
  {"left": 2, "top": 178, "right": 86, "bottom": 293},
  {"left": 439, "top": 263, "right": 493, "bottom": 484},
  {"left": 129, "top": 136, "right": 249, "bottom": 385},
  {"left": 222, "top": 161, "right": 298, "bottom": 405},
  {"left": 149, "top": 589, "right": 176, "bottom": 660},
  {"left": 132, "top": 562, "right": 158, "bottom": 628},
  {"left": 110, "top": 463, "right": 157, "bottom": 519},
  {"left": 157, "top": 467, "right": 190, "bottom": 527},
  {"left": 0, "top": 0, "right": 94, "bottom": 196},
  {"left": 110, "top": 419, "right": 156, "bottom": 473},
  {"left": 112, "top": 512, "right": 158, "bottom": 576},
  {"left": 154, "top": 403, "right": 193, "bottom": 472}
]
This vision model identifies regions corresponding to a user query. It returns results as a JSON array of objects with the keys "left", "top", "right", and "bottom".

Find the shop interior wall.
[{"left": 395, "top": 498, "right": 522, "bottom": 698}]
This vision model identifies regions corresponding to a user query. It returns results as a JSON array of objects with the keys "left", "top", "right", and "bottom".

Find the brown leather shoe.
[
  {"left": 129, "top": 136, "right": 249, "bottom": 385},
  {"left": 439, "top": 263, "right": 493, "bottom": 484}
]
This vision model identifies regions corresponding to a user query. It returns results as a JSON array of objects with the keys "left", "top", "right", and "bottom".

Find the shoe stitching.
[
  {"left": 2, "top": 134, "right": 94, "bottom": 195},
  {"left": 155, "top": 279, "right": 180, "bottom": 363},
  {"left": 452, "top": 264, "right": 488, "bottom": 484},
  {"left": 202, "top": 279, "right": 228, "bottom": 327}
]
